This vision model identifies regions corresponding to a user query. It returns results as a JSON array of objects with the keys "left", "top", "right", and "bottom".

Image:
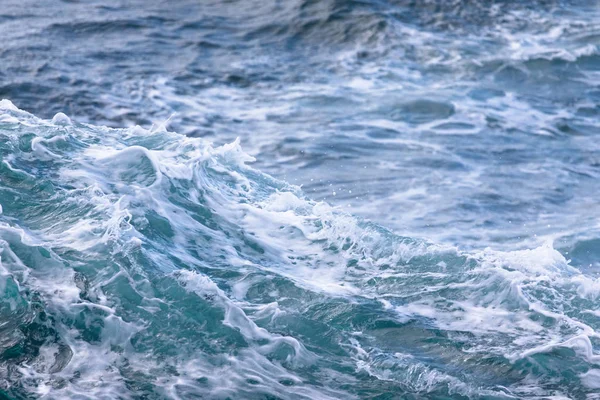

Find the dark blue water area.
[{"left": 2, "top": 0, "right": 600, "bottom": 257}]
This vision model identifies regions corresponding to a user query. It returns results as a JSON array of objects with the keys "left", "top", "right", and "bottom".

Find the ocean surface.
[{"left": 1, "top": 0, "right": 600, "bottom": 398}]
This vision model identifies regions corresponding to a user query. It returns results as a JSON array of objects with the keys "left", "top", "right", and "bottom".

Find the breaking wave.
[{"left": 0, "top": 101, "right": 599, "bottom": 398}]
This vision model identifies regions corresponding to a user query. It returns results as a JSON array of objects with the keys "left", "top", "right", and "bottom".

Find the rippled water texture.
[
  {"left": 1, "top": 0, "right": 600, "bottom": 398},
  {"left": 2, "top": 0, "right": 600, "bottom": 251}
]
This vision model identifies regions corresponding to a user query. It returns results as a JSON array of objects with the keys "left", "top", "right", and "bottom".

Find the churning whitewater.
[{"left": 1, "top": 101, "right": 600, "bottom": 399}]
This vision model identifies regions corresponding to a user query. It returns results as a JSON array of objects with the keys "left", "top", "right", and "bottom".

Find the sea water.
[{"left": 1, "top": 0, "right": 600, "bottom": 398}]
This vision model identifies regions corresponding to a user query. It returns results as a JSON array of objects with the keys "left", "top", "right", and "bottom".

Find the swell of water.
[{"left": 1, "top": 101, "right": 600, "bottom": 399}]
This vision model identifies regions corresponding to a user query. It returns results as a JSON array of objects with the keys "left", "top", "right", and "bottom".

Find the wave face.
[{"left": 1, "top": 102, "right": 600, "bottom": 399}]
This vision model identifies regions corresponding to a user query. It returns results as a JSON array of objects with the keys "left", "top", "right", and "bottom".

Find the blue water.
[{"left": 1, "top": 1, "right": 600, "bottom": 398}]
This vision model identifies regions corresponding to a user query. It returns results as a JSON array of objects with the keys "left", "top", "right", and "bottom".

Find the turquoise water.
[
  {"left": 1, "top": 0, "right": 600, "bottom": 398},
  {"left": 1, "top": 103, "right": 599, "bottom": 399}
]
